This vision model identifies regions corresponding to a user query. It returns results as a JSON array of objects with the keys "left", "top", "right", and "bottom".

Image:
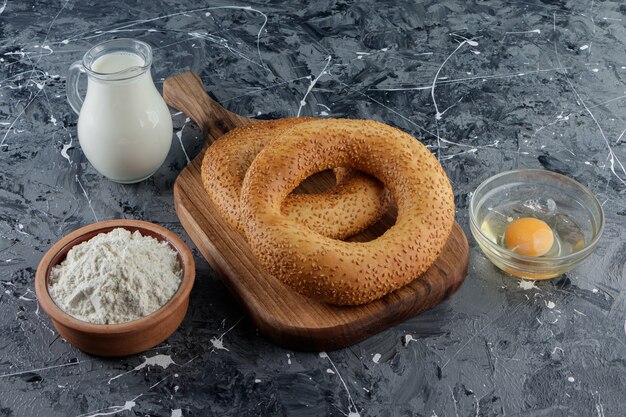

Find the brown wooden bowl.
[{"left": 35, "top": 220, "right": 195, "bottom": 357}]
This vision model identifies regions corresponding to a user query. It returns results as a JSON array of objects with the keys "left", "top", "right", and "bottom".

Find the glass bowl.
[{"left": 469, "top": 169, "right": 604, "bottom": 279}]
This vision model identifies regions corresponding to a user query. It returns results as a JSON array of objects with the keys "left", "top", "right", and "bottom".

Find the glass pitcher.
[{"left": 67, "top": 38, "right": 173, "bottom": 183}]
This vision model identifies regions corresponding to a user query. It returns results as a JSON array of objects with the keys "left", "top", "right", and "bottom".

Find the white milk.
[
  {"left": 91, "top": 52, "right": 144, "bottom": 73},
  {"left": 77, "top": 52, "right": 172, "bottom": 183}
]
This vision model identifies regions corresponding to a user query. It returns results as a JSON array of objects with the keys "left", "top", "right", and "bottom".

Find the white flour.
[{"left": 49, "top": 228, "right": 182, "bottom": 324}]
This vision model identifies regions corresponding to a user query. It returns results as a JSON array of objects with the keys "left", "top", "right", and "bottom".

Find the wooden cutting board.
[{"left": 163, "top": 72, "right": 469, "bottom": 351}]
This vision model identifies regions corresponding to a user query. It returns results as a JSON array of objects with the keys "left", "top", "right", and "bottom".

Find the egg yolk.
[{"left": 504, "top": 217, "right": 554, "bottom": 257}]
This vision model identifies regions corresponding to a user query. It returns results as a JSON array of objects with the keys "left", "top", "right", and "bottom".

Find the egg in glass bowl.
[{"left": 469, "top": 169, "right": 604, "bottom": 279}]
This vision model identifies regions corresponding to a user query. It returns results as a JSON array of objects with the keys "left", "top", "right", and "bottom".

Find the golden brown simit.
[
  {"left": 201, "top": 118, "right": 391, "bottom": 239},
  {"left": 240, "top": 118, "right": 455, "bottom": 305}
]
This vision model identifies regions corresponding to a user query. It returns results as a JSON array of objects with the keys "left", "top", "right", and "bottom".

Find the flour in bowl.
[{"left": 49, "top": 228, "right": 182, "bottom": 324}]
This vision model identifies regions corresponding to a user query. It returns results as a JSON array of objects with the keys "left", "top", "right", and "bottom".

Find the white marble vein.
[
  {"left": 76, "top": 395, "right": 142, "bottom": 417},
  {"left": 552, "top": 12, "right": 626, "bottom": 186},
  {"left": 108, "top": 354, "right": 176, "bottom": 384},
  {"left": 210, "top": 317, "right": 242, "bottom": 352},
  {"left": 297, "top": 55, "right": 331, "bottom": 117},
  {"left": 319, "top": 352, "right": 361, "bottom": 417},
  {"left": 0, "top": 360, "right": 84, "bottom": 379}
]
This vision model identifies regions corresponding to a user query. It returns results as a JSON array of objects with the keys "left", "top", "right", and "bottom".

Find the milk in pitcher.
[{"left": 68, "top": 39, "right": 173, "bottom": 183}]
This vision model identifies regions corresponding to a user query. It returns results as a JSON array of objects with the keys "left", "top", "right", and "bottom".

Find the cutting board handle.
[{"left": 163, "top": 72, "right": 252, "bottom": 143}]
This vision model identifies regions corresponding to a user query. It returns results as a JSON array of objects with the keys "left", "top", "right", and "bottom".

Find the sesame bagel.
[
  {"left": 201, "top": 118, "right": 391, "bottom": 239},
  {"left": 240, "top": 119, "right": 455, "bottom": 305}
]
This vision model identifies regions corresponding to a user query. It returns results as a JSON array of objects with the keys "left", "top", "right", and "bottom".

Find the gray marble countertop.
[{"left": 1, "top": 1, "right": 625, "bottom": 416}]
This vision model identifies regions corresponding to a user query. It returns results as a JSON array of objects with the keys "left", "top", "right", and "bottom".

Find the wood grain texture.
[{"left": 165, "top": 72, "right": 469, "bottom": 351}]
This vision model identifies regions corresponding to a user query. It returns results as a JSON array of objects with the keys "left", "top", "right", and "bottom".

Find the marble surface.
[{"left": 1, "top": 0, "right": 625, "bottom": 416}]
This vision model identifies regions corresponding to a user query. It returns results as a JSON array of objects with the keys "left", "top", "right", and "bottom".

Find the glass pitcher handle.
[{"left": 66, "top": 61, "right": 85, "bottom": 115}]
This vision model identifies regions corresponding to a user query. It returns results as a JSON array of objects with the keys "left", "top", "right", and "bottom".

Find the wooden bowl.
[{"left": 35, "top": 220, "right": 195, "bottom": 357}]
